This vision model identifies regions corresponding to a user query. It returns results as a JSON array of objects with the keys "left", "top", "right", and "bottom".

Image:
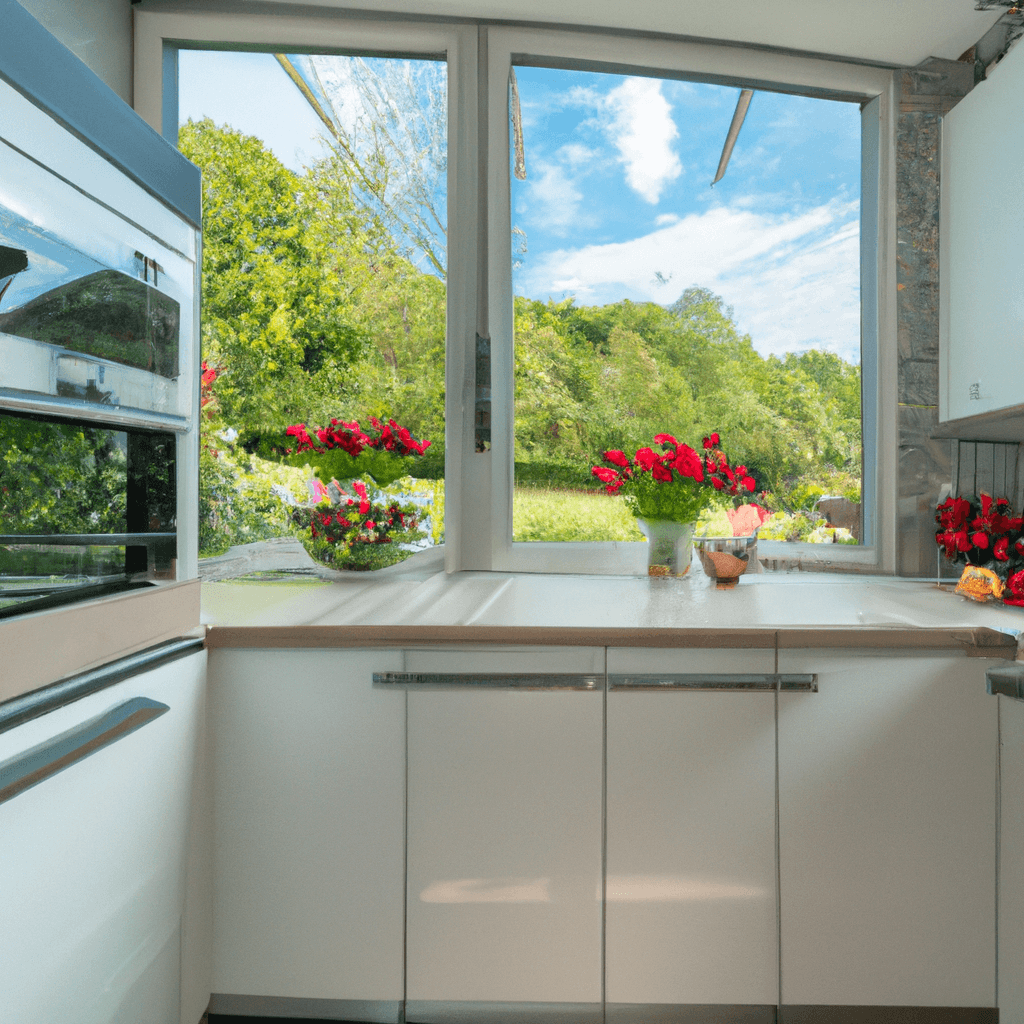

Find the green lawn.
[{"left": 512, "top": 487, "right": 643, "bottom": 543}]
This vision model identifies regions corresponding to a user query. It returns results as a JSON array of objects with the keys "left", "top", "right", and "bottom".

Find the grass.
[{"left": 512, "top": 487, "right": 643, "bottom": 543}]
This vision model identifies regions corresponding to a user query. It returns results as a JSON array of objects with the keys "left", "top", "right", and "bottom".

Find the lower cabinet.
[
  {"left": 205, "top": 643, "right": 1002, "bottom": 1024},
  {"left": 404, "top": 646, "right": 605, "bottom": 1024},
  {"left": 207, "top": 647, "right": 406, "bottom": 1022},
  {"left": 777, "top": 650, "right": 998, "bottom": 1016},
  {"left": 605, "top": 647, "right": 778, "bottom": 1023}
]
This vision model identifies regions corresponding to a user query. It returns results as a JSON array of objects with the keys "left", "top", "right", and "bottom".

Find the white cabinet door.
[
  {"left": 778, "top": 650, "right": 998, "bottom": 1015},
  {"left": 405, "top": 646, "right": 605, "bottom": 1024},
  {"left": 998, "top": 692, "right": 1024, "bottom": 1024},
  {"left": 605, "top": 647, "right": 778, "bottom": 1023},
  {"left": 207, "top": 648, "right": 406, "bottom": 1023},
  {"left": 0, "top": 650, "right": 206, "bottom": 1024}
]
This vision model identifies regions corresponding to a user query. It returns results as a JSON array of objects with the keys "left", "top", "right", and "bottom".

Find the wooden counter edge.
[{"left": 204, "top": 623, "right": 1016, "bottom": 656}]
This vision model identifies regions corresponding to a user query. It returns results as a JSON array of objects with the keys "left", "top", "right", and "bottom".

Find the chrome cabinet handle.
[
  {"left": 372, "top": 672, "right": 816, "bottom": 692},
  {"left": 373, "top": 672, "right": 602, "bottom": 690},
  {"left": 0, "top": 697, "right": 169, "bottom": 805},
  {"left": 987, "top": 663, "right": 1024, "bottom": 701},
  {"left": 609, "top": 673, "right": 817, "bottom": 692}
]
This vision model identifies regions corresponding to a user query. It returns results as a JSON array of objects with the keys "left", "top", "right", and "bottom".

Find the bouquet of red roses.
[
  {"left": 935, "top": 492, "right": 1024, "bottom": 605},
  {"left": 592, "top": 431, "right": 756, "bottom": 524}
]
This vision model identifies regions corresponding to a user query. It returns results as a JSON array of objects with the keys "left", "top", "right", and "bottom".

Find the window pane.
[
  {"left": 178, "top": 50, "right": 446, "bottom": 576},
  {"left": 510, "top": 66, "right": 863, "bottom": 547}
]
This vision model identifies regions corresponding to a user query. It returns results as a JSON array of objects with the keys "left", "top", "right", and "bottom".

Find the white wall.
[
  {"left": 942, "top": 40, "right": 1024, "bottom": 422},
  {"left": 15, "top": 0, "right": 134, "bottom": 103}
]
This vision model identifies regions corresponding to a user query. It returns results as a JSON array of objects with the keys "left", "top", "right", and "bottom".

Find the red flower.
[
  {"left": 995, "top": 537, "right": 1010, "bottom": 561},
  {"left": 936, "top": 496, "right": 971, "bottom": 530},
  {"left": 710, "top": 477, "right": 725, "bottom": 490},
  {"left": 592, "top": 466, "right": 620, "bottom": 485},
  {"left": 1005, "top": 570, "right": 1024, "bottom": 606},
  {"left": 652, "top": 462, "right": 673, "bottom": 482},
  {"left": 653, "top": 433, "right": 679, "bottom": 447},
  {"left": 634, "top": 447, "right": 659, "bottom": 471},
  {"left": 352, "top": 480, "right": 371, "bottom": 515},
  {"left": 742, "top": 475, "right": 757, "bottom": 492},
  {"left": 672, "top": 445, "right": 703, "bottom": 481},
  {"left": 604, "top": 450, "right": 630, "bottom": 468},
  {"left": 972, "top": 531, "right": 990, "bottom": 549}
]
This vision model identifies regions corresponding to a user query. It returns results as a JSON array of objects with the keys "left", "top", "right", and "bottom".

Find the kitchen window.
[{"left": 134, "top": 11, "right": 897, "bottom": 577}]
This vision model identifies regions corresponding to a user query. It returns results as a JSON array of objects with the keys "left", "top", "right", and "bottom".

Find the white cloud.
[
  {"left": 655, "top": 213, "right": 680, "bottom": 226},
  {"left": 517, "top": 200, "right": 861, "bottom": 363},
  {"left": 524, "top": 161, "right": 585, "bottom": 235},
  {"left": 558, "top": 143, "right": 597, "bottom": 167},
  {"left": 605, "top": 78, "right": 682, "bottom": 204}
]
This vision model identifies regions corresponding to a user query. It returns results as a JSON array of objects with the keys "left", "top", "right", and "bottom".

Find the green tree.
[{"left": 179, "top": 119, "right": 368, "bottom": 431}]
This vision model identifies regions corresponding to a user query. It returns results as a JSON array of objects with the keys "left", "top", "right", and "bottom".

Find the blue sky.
[
  {"left": 512, "top": 67, "right": 861, "bottom": 363},
  {"left": 178, "top": 51, "right": 861, "bottom": 364}
]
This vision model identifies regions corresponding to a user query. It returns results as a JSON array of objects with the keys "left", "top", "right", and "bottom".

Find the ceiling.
[{"left": 249, "top": 0, "right": 1005, "bottom": 67}]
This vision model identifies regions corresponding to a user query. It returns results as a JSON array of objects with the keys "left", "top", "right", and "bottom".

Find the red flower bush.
[
  {"left": 285, "top": 416, "right": 430, "bottom": 459},
  {"left": 592, "top": 431, "right": 755, "bottom": 524}
]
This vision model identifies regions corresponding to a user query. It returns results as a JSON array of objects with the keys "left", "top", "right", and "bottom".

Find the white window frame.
[
  {"left": 485, "top": 28, "right": 898, "bottom": 575},
  {"left": 134, "top": 11, "right": 898, "bottom": 578}
]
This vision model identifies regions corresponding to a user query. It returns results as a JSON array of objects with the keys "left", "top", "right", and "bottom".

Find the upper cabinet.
[{"left": 940, "top": 40, "right": 1024, "bottom": 440}]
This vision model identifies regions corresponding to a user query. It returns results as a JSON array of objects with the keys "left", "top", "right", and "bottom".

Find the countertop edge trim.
[{"left": 203, "top": 624, "right": 1016, "bottom": 653}]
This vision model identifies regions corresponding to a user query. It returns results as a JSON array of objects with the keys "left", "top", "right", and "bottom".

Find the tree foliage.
[{"left": 512, "top": 287, "right": 862, "bottom": 501}]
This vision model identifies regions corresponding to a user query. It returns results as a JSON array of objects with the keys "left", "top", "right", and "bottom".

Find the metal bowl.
[{"left": 694, "top": 534, "right": 758, "bottom": 588}]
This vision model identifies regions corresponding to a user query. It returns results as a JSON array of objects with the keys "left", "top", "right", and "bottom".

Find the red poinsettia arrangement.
[
  {"left": 593, "top": 431, "right": 756, "bottom": 524},
  {"left": 935, "top": 492, "right": 1024, "bottom": 606}
]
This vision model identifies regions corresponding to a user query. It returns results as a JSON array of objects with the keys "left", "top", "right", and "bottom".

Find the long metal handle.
[
  {"left": 0, "top": 697, "right": 169, "bottom": 805},
  {"left": 372, "top": 672, "right": 815, "bottom": 692},
  {"left": 373, "top": 672, "right": 601, "bottom": 690},
  {"left": 609, "top": 673, "right": 817, "bottom": 692}
]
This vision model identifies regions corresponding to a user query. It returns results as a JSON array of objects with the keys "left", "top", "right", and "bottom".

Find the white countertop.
[{"left": 201, "top": 551, "right": 1024, "bottom": 638}]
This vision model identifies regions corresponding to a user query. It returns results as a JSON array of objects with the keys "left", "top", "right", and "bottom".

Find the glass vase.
[{"left": 637, "top": 518, "right": 696, "bottom": 577}]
